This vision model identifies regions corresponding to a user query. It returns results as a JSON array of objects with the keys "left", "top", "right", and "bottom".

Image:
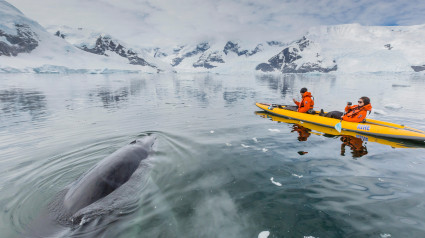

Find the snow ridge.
[{"left": 256, "top": 36, "right": 337, "bottom": 73}]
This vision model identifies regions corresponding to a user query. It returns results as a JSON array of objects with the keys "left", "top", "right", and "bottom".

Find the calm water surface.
[{"left": 1, "top": 73, "right": 425, "bottom": 238}]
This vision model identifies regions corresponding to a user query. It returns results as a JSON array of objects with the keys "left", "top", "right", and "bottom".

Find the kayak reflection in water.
[
  {"left": 289, "top": 124, "right": 368, "bottom": 157},
  {"left": 291, "top": 124, "right": 311, "bottom": 141},
  {"left": 340, "top": 136, "right": 368, "bottom": 157}
]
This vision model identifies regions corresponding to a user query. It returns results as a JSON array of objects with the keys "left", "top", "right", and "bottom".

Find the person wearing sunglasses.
[{"left": 320, "top": 96, "right": 372, "bottom": 122}]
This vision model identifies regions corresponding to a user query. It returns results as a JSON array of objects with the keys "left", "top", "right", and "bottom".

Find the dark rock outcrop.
[
  {"left": 267, "top": 41, "right": 285, "bottom": 47},
  {"left": 77, "top": 36, "right": 157, "bottom": 68},
  {"left": 153, "top": 48, "right": 167, "bottom": 58},
  {"left": 384, "top": 44, "right": 393, "bottom": 50},
  {"left": 171, "top": 42, "right": 210, "bottom": 66},
  {"left": 255, "top": 63, "right": 275, "bottom": 72},
  {"left": 0, "top": 24, "right": 39, "bottom": 56},
  {"left": 256, "top": 36, "right": 337, "bottom": 73},
  {"left": 55, "top": 30, "right": 65, "bottom": 39},
  {"left": 193, "top": 51, "right": 225, "bottom": 69},
  {"left": 223, "top": 41, "right": 262, "bottom": 56},
  {"left": 411, "top": 65, "right": 425, "bottom": 72},
  {"left": 280, "top": 62, "right": 338, "bottom": 73}
]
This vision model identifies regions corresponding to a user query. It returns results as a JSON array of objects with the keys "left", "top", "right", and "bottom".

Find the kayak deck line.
[{"left": 256, "top": 102, "right": 425, "bottom": 141}]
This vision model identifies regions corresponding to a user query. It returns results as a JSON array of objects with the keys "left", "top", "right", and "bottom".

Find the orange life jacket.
[
  {"left": 342, "top": 104, "right": 372, "bottom": 122},
  {"left": 295, "top": 91, "right": 314, "bottom": 113}
]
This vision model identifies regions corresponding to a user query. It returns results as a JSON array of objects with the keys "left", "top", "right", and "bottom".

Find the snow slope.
[
  {"left": 309, "top": 24, "right": 425, "bottom": 73},
  {"left": 0, "top": 0, "right": 162, "bottom": 73},
  {"left": 257, "top": 24, "right": 425, "bottom": 73}
]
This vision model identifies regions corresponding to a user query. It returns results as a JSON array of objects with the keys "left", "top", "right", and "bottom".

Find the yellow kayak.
[
  {"left": 255, "top": 111, "right": 425, "bottom": 149},
  {"left": 256, "top": 102, "right": 425, "bottom": 142}
]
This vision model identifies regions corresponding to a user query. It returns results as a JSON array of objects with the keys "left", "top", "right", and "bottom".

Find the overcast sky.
[{"left": 7, "top": 0, "right": 425, "bottom": 47}]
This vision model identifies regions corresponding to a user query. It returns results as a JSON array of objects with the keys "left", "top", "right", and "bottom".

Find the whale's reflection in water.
[{"left": 256, "top": 111, "right": 425, "bottom": 158}]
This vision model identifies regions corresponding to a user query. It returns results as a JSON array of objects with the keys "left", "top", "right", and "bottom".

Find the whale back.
[{"left": 63, "top": 136, "right": 155, "bottom": 216}]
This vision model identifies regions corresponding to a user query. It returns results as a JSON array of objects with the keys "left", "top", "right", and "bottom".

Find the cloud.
[{"left": 6, "top": 0, "right": 425, "bottom": 47}]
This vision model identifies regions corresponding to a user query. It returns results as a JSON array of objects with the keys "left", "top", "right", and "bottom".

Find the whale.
[{"left": 26, "top": 135, "right": 156, "bottom": 237}]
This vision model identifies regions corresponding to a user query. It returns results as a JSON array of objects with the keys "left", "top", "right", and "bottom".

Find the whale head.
[{"left": 130, "top": 135, "right": 156, "bottom": 153}]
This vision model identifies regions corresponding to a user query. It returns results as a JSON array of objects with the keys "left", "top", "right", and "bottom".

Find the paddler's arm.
[
  {"left": 293, "top": 98, "right": 300, "bottom": 107},
  {"left": 345, "top": 104, "right": 355, "bottom": 113}
]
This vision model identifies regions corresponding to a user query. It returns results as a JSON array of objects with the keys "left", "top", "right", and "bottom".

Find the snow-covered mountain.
[
  {"left": 47, "top": 25, "right": 172, "bottom": 73},
  {"left": 0, "top": 0, "right": 165, "bottom": 73},
  {"left": 149, "top": 40, "right": 287, "bottom": 73},
  {"left": 256, "top": 36, "right": 337, "bottom": 73},
  {"left": 257, "top": 24, "right": 425, "bottom": 73},
  {"left": 1, "top": 0, "right": 425, "bottom": 74},
  {"left": 0, "top": 1, "right": 41, "bottom": 57}
]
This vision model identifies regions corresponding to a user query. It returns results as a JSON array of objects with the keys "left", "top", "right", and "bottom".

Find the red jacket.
[
  {"left": 342, "top": 104, "right": 372, "bottom": 122},
  {"left": 294, "top": 92, "right": 314, "bottom": 113}
]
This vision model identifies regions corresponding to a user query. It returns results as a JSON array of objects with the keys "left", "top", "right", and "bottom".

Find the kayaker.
[
  {"left": 320, "top": 96, "right": 372, "bottom": 122},
  {"left": 287, "top": 88, "right": 315, "bottom": 113}
]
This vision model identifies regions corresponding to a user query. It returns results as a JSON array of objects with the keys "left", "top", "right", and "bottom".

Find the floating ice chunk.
[
  {"left": 270, "top": 177, "right": 282, "bottom": 186},
  {"left": 253, "top": 137, "right": 258, "bottom": 142},
  {"left": 373, "top": 109, "right": 387, "bottom": 115},
  {"left": 392, "top": 84, "right": 410, "bottom": 87},
  {"left": 384, "top": 104, "right": 402, "bottom": 110},
  {"left": 292, "top": 174, "right": 303, "bottom": 178},
  {"left": 258, "top": 231, "right": 270, "bottom": 238},
  {"left": 268, "top": 129, "right": 280, "bottom": 132},
  {"left": 262, "top": 148, "right": 268, "bottom": 152},
  {"left": 241, "top": 144, "right": 250, "bottom": 148}
]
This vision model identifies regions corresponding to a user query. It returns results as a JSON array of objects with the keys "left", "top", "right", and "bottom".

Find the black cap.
[{"left": 300, "top": 88, "right": 307, "bottom": 93}]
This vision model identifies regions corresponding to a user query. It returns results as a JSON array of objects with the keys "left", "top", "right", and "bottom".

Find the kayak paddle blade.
[{"left": 335, "top": 122, "right": 342, "bottom": 133}]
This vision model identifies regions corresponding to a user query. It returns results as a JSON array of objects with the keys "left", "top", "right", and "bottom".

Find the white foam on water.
[
  {"left": 225, "top": 143, "right": 232, "bottom": 146},
  {"left": 372, "top": 109, "right": 387, "bottom": 115},
  {"left": 79, "top": 216, "right": 89, "bottom": 226},
  {"left": 241, "top": 144, "right": 250, "bottom": 148},
  {"left": 268, "top": 129, "right": 280, "bottom": 132},
  {"left": 253, "top": 137, "right": 258, "bottom": 142},
  {"left": 270, "top": 177, "right": 282, "bottom": 186},
  {"left": 292, "top": 174, "right": 303, "bottom": 178},
  {"left": 380, "top": 234, "right": 392, "bottom": 238},
  {"left": 262, "top": 148, "right": 268, "bottom": 152},
  {"left": 384, "top": 104, "right": 402, "bottom": 110},
  {"left": 210, "top": 130, "right": 215, "bottom": 133},
  {"left": 258, "top": 231, "right": 270, "bottom": 238}
]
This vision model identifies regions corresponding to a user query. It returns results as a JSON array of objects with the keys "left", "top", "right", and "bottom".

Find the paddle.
[
  {"left": 334, "top": 103, "right": 352, "bottom": 133},
  {"left": 335, "top": 119, "right": 342, "bottom": 133}
]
